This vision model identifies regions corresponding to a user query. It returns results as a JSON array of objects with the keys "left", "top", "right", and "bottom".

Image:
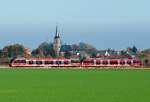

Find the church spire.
[
  {"left": 53, "top": 25, "right": 61, "bottom": 57},
  {"left": 55, "top": 25, "right": 60, "bottom": 38}
]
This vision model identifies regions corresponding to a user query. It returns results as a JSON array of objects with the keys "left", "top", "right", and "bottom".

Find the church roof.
[{"left": 54, "top": 25, "right": 60, "bottom": 38}]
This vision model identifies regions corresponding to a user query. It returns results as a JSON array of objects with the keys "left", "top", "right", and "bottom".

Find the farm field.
[{"left": 0, "top": 68, "right": 150, "bottom": 102}]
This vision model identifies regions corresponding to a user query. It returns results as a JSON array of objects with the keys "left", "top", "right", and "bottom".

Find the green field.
[{"left": 0, "top": 68, "right": 150, "bottom": 102}]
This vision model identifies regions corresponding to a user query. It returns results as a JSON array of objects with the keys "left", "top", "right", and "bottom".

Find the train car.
[
  {"left": 92, "top": 59, "right": 142, "bottom": 67},
  {"left": 10, "top": 58, "right": 72, "bottom": 67},
  {"left": 10, "top": 57, "right": 142, "bottom": 68}
]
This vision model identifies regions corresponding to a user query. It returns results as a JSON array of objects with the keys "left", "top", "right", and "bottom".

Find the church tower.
[{"left": 53, "top": 26, "right": 61, "bottom": 57}]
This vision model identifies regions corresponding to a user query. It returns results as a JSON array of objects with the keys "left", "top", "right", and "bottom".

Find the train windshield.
[{"left": 14, "top": 60, "right": 26, "bottom": 63}]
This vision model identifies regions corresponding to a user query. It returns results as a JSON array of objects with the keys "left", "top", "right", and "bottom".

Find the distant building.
[
  {"left": 24, "top": 48, "right": 31, "bottom": 55},
  {"left": 53, "top": 26, "right": 61, "bottom": 57},
  {"left": 24, "top": 48, "right": 31, "bottom": 57},
  {"left": 105, "top": 51, "right": 110, "bottom": 57}
]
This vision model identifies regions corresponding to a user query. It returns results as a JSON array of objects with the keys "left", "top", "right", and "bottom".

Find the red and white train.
[{"left": 10, "top": 57, "right": 142, "bottom": 67}]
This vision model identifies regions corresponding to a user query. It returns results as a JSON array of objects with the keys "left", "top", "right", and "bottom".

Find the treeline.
[
  {"left": 0, "top": 42, "right": 97, "bottom": 64},
  {"left": 31, "top": 42, "right": 97, "bottom": 58},
  {"left": 0, "top": 42, "right": 150, "bottom": 66}
]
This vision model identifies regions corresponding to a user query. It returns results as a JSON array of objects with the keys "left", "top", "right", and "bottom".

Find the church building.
[{"left": 53, "top": 26, "right": 61, "bottom": 57}]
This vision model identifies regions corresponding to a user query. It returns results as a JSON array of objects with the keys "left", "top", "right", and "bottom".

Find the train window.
[
  {"left": 120, "top": 61, "right": 125, "bottom": 65},
  {"left": 56, "top": 61, "right": 61, "bottom": 64},
  {"left": 96, "top": 61, "right": 101, "bottom": 64},
  {"left": 114, "top": 61, "right": 118, "bottom": 64},
  {"left": 110, "top": 61, "right": 114, "bottom": 64},
  {"left": 127, "top": 61, "right": 131, "bottom": 64},
  {"left": 45, "top": 61, "right": 53, "bottom": 64},
  {"left": 64, "top": 61, "right": 69, "bottom": 64},
  {"left": 29, "top": 61, "right": 34, "bottom": 64},
  {"left": 21, "top": 60, "right": 26, "bottom": 63},
  {"left": 14, "top": 60, "right": 19, "bottom": 63},
  {"left": 14, "top": 60, "right": 26, "bottom": 63},
  {"left": 36, "top": 61, "right": 43, "bottom": 65},
  {"left": 110, "top": 61, "right": 118, "bottom": 65},
  {"left": 102, "top": 61, "right": 108, "bottom": 65}
]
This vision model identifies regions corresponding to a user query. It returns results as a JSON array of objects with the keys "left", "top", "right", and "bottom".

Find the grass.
[{"left": 0, "top": 68, "right": 150, "bottom": 102}]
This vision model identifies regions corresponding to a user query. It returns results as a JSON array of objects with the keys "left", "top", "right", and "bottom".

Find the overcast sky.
[{"left": 0, "top": 0, "right": 150, "bottom": 50}]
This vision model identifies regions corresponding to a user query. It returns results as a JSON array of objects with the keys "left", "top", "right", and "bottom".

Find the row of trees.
[
  {"left": 0, "top": 44, "right": 26, "bottom": 58},
  {"left": 0, "top": 43, "right": 145, "bottom": 59},
  {"left": 0, "top": 44, "right": 26, "bottom": 65},
  {"left": 31, "top": 42, "right": 97, "bottom": 58},
  {"left": 0, "top": 42, "right": 97, "bottom": 58}
]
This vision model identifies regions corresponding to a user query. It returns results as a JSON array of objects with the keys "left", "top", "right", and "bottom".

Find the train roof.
[
  {"left": 13, "top": 57, "right": 141, "bottom": 61},
  {"left": 14, "top": 58, "right": 71, "bottom": 61}
]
